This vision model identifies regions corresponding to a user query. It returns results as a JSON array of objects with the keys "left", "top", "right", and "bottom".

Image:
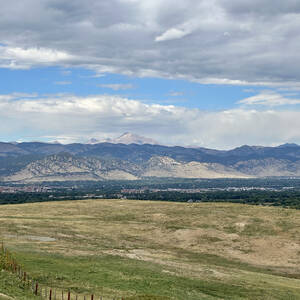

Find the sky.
[{"left": 1, "top": 0, "right": 300, "bottom": 149}]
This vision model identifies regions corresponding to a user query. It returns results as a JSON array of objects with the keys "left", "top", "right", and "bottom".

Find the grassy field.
[{"left": 0, "top": 199, "right": 300, "bottom": 299}]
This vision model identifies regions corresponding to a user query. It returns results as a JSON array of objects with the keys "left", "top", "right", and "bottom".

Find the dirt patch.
[
  {"left": 5, "top": 234, "right": 56, "bottom": 242},
  {"left": 235, "top": 222, "right": 247, "bottom": 229},
  {"left": 226, "top": 237, "right": 300, "bottom": 269}
]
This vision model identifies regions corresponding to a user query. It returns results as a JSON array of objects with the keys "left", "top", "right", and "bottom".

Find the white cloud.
[
  {"left": 239, "top": 91, "right": 300, "bottom": 106},
  {"left": 2, "top": 93, "right": 300, "bottom": 149},
  {"left": 98, "top": 84, "right": 134, "bottom": 90},
  {"left": 155, "top": 28, "right": 190, "bottom": 42},
  {"left": 0, "top": 46, "right": 73, "bottom": 69},
  {"left": 4, "top": 47, "right": 71, "bottom": 62}
]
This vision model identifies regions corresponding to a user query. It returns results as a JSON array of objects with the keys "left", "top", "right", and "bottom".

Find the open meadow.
[{"left": 1, "top": 199, "right": 300, "bottom": 299}]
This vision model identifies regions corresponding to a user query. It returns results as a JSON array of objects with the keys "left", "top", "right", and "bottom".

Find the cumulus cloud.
[
  {"left": 0, "top": 46, "right": 73, "bottom": 69},
  {"left": 1, "top": 93, "right": 300, "bottom": 149},
  {"left": 0, "top": 0, "right": 300, "bottom": 85}
]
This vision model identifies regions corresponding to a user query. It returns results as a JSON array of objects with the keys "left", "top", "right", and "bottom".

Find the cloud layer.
[
  {"left": 1, "top": 0, "right": 300, "bottom": 85},
  {"left": 2, "top": 93, "right": 300, "bottom": 148}
]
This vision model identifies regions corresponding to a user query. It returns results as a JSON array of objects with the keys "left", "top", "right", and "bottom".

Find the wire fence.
[{"left": 0, "top": 242, "right": 124, "bottom": 300}]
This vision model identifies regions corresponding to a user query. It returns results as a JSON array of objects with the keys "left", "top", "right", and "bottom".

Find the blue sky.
[
  {"left": 1, "top": 0, "right": 300, "bottom": 148},
  {"left": 1, "top": 67, "right": 256, "bottom": 110}
]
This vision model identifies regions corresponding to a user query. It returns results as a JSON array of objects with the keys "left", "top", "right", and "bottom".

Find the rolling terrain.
[{"left": 1, "top": 199, "right": 300, "bottom": 299}]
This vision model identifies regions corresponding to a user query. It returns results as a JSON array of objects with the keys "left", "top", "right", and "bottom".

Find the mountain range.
[{"left": 1, "top": 135, "right": 300, "bottom": 182}]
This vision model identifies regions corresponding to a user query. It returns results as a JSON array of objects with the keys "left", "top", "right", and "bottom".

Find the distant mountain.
[
  {"left": 2, "top": 153, "right": 249, "bottom": 183},
  {"left": 277, "top": 143, "right": 300, "bottom": 148},
  {"left": 87, "top": 132, "right": 158, "bottom": 145},
  {"left": 142, "top": 156, "right": 248, "bottom": 179},
  {"left": 87, "top": 138, "right": 100, "bottom": 144},
  {"left": 3, "top": 153, "right": 139, "bottom": 182},
  {"left": 1, "top": 141, "right": 300, "bottom": 182}
]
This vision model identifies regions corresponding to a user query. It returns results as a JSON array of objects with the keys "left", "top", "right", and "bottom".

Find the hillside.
[
  {"left": 2, "top": 142, "right": 300, "bottom": 181},
  {"left": 1, "top": 199, "right": 300, "bottom": 299},
  {"left": 0, "top": 271, "right": 41, "bottom": 300},
  {"left": 2, "top": 154, "right": 250, "bottom": 182}
]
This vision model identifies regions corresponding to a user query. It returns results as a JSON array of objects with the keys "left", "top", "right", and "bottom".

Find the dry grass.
[{"left": 1, "top": 199, "right": 300, "bottom": 299}]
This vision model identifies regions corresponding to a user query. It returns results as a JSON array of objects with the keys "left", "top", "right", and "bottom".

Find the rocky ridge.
[{"left": 1, "top": 141, "right": 300, "bottom": 182}]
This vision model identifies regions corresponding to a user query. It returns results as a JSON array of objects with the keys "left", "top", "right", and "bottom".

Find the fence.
[{"left": 0, "top": 242, "right": 123, "bottom": 300}]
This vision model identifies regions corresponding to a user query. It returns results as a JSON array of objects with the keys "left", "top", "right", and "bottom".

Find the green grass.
[
  {"left": 2, "top": 246, "right": 298, "bottom": 300},
  {"left": 0, "top": 271, "right": 43, "bottom": 300},
  {"left": 11, "top": 251, "right": 295, "bottom": 300}
]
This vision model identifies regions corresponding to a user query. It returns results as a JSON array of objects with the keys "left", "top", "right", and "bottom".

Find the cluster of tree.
[
  {"left": 32, "top": 177, "right": 300, "bottom": 190},
  {"left": 1, "top": 178, "right": 300, "bottom": 209},
  {"left": 0, "top": 189, "right": 300, "bottom": 209},
  {"left": 123, "top": 190, "right": 300, "bottom": 209}
]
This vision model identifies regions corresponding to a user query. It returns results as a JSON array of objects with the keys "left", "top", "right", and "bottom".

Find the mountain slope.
[
  {"left": 1, "top": 141, "right": 300, "bottom": 181},
  {"left": 233, "top": 158, "right": 300, "bottom": 177},
  {"left": 142, "top": 156, "right": 249, "bottom": 179},
  {"left": 3, "top": 154, "right": 139, "bottom": 182},
  {"left": 2, "top": 154, "right": 251, "bottom": 182}
]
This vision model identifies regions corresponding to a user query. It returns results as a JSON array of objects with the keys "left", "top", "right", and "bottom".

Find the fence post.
[
  {"left": 62, "top": 290, "right": 64, "bottom": 300},
  {"left": 68, "top": 291, "right": 71, "bottom": 300},
  {"left": 91, "top": 295, "right": 94, "bottom": 300},
  {"left": 35, "top": 282, "right": 39, "bottom": 295},
  {"left": 49, "top": 289, "right": 52, "bottom": 300}
]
